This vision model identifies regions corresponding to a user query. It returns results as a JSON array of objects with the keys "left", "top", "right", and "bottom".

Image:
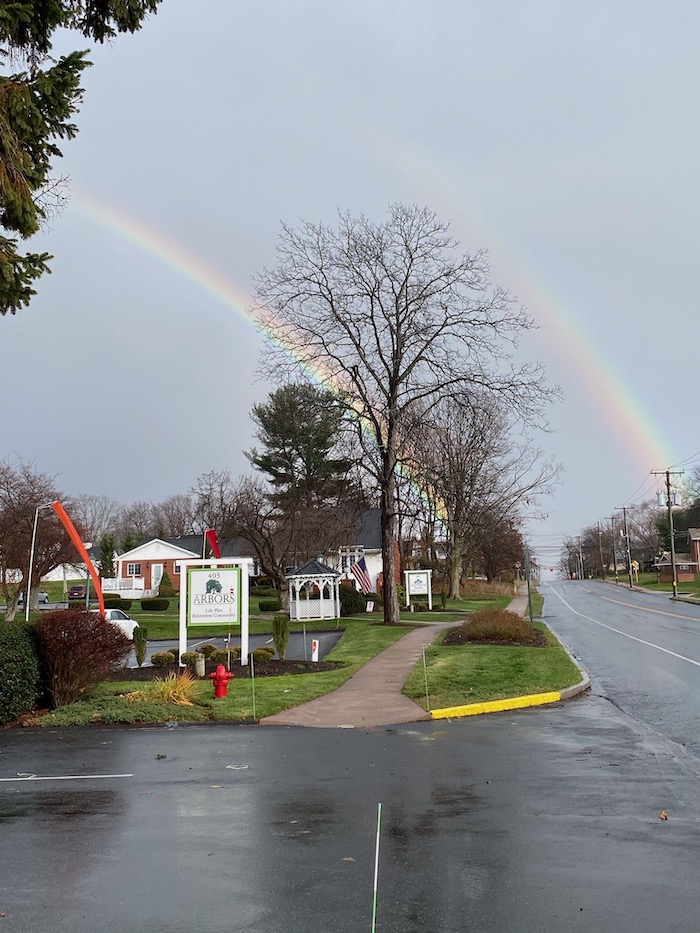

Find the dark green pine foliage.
[
  {"left": 246, "top": 384, "right": 352, "bottom": 508},
  {"left": 97, "top": 532, "right": 116, "bottom": 578},
  {"left": 0, "top": 1, "right": 162, "bottom": 315}
]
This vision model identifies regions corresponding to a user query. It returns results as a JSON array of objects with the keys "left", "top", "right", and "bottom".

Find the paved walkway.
[
  {"left": 260, "top": 621, "right": 454, "bottom": 728},
  {"left": 261, "top": 588, "right": 530, "bottom": 729}
]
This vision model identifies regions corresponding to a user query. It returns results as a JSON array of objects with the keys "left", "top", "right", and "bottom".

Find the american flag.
[{"left": 349, "top": 556, "right": 372, "bottom": 594}]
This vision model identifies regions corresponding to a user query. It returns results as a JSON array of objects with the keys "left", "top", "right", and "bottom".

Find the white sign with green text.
[{"left": 187, "top": 567, "right": 242, "bottom": 625}]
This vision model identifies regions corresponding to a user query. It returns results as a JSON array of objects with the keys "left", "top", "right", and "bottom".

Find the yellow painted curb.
[{"left": 430, "top": 691, "right": 561, "bottom": 719}]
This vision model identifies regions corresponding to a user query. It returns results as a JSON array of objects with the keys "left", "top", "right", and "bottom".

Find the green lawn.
[
  {"left": 402, "top": 622, "right": 581, "bottom": 710},
  {"left": 635, "top": 571, "right": 700, "bottom": 598},
  {"left": 33, "top": 587, "right": 572, "bottom": 726},
  {"left": 41, "top": 617, "right": 415, "bottom": 725}
]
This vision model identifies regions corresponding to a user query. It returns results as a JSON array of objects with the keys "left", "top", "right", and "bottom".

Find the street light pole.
[{"left": 26, "top": 502, "right": 55, "bottom": 622}]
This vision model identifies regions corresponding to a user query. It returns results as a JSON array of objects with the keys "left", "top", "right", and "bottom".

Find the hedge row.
[{"left": 0, "top": 622, "right": 41, "bottom": 725}]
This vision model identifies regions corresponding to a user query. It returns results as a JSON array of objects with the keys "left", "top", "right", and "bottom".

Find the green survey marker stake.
[{"left": 371, "top": 802, "right": 382, "bottom": 932}]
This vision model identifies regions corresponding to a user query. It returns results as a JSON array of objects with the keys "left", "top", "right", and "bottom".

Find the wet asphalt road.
[
  {"left": 544, "top": 580, "right": 700, "bottom": 759},
  {"left": 3, "top": 582, "right": 700, "bottom": 932}
]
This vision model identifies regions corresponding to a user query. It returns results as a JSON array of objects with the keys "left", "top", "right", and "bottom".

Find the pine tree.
[
  {"left": 0, "top": 1, "right": 163, "bottom": 315},
  {"left": 246, "top": 383, "right": 352, "bottom": 509}
]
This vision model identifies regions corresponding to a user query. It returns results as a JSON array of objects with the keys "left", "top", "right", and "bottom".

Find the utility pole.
[
  {"left": 597, "top": 521, "right": 606, "bottom": 580},
  {"left": 577, "top": 536, "right": 584, "bottom": 580},
  {"left": 615, "top": 506, "right": 634, "bottom": 589},
  {"left": 609, "top": 516, "right": 619, "bottom": 584},
  {"left": 524, "top": 544, "right": 534, "bottom": 624},
  {"left": 652, "top": 468, "right": 684, "bottom": 599}
]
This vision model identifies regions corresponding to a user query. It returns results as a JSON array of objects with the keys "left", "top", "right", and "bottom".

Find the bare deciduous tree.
[
  {"left": 407, "top": 393, "right": 559, "bottom": 597},
  {"left": 72, "top": 494, "right": 123, "bottom": 543},
  {"left": 255, "top": 204, "right": 556, "bottom": 623},
  {"left": 0, "top": 459, "right": 80, "bottom": 619}
]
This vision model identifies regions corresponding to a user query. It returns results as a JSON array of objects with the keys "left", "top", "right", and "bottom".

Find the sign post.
[
  {"left": 404, "top": 569, "right": 432, "bottom": 610},
  {"left": 178, "top": 558, "right": 253, "bottom": 665}
]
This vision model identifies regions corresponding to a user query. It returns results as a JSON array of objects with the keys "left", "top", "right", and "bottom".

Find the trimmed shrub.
[
  {"left": 209, "top": 649, "right": 230, "bottom": 666},
  {"left": 157, "top": 570, "right": 176, "bottom": 597},
  {"left": 181, "top": 651, "right": 200, "bottom": 670},
  {"left": 133, "top": 625, "right": 148, "bottom": 667},
  {"left": 448, "top": 608, "right": 543, "bottom": 646},
  {"left": 103, "top": 595, "right": 124, "bottom": 608},
  {"left": 199, "top": 643, "right": 218, "bottom": 658},
  {"left": 272, "top": 614, "right": 289, "bottom": 660},
  {"left": 250, "top": 585, "right": 277, "bottom": 597},
  {"left": 258, "top": 599, "right": 282, "bottom": 612},
  {"left": 34, "top": 608, "right": 132, "bottom": 707},
  {"left": 140, "top": 598, "right": 170, "bottom": 611},
  {"left": 151, "top": 651, "right": 176, "bottom": 667},
  {"left": 0, "top": 622, "right": 41, "bottom": 724},
  {"left": 339, "top": 585, "right": 367, "bottom": 616},
  {"left": 251, "top": 646, "right": 275, "bottom": 663},
  {"left": 103, "top": 596, "right": 132, "bottom": 610}
]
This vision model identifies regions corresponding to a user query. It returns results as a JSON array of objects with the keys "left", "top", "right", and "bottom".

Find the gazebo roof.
[{"left": 286, "top": 559, "right": 340, "bottom": 578}]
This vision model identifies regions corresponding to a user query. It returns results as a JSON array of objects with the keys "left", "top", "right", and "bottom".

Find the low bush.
[
  {"left": 448, "top": 608, "right": 544, "bottom": 646},
  {"left": 258, "top": 599, "right": 282, "bottom": 612},
  {"left": 181, "top": 651, "right": 200, "bottom": 670},
  {"left": 109, "top": 597, "right": 132, "bottom": 610},
  {"left": 34, "top": 608, "right": 132, "bottom": 707},
  {"left": 199, "top": 643, "right": 218, "bottom": 658},
  {"left": 0, "top": 622, "right": 41, "bottom": 724},
  {"left": 151, "top": 651, "right": 176, "bottom": 667},
  {"left": 250, "top": 585, "right": 277, "bottom": 597},
  {"left": 148, "top": 671, "right": 196, "bottom": 705},
  {"left": 140, "top": 597, "right": 170, "bottom": 611},
  {"left": 103, "top": 596, "right": 124, "bottom": 608},
  {"left": 272, "top": 614, "right": 289, "bottom": 660},
  {"left": 209, "top": 649, "right": 231, "bottom": 666},
  {"left": 251, "top": 646, "right": 275, "bottom": 663},
  {"left": 339, "top": 585, "right": 367, "bottom": 616}
]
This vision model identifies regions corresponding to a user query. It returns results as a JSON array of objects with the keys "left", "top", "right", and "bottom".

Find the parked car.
[
  {"left": 17, "top": 591, "right": 49, "bottom": 605},
  {"left": 68, "top": 584, "right": 87, "bottom": 600},
  {"left": 91, "top": 607, "right": 139, "bottom": 639}
]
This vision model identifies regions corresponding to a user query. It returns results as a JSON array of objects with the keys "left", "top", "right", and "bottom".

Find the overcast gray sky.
[{"left": 2, "top": 1, "right": 698, "bottom": 566}]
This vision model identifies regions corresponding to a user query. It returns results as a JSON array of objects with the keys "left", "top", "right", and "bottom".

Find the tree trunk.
[
  {"left": 380, "top": 463, "right": 400, "bottom": 625},
  {"left": 448, "top": 529, "right": 462, "bottom": 599}
]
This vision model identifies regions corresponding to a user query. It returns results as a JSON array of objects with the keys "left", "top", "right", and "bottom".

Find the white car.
[
  {"left": 18, "top": 591, "right": 49, "bottom": 605},
  {"left": 92, "top": 608, "right": 140, "bottom": 639}
]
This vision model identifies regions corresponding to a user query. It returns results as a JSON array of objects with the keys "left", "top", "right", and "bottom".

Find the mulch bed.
[
  {"left": 107, "top": 658, "right": 342, "bottom": 681},
  {"left": 442, "top": 629, "right": 548, "bottom": 648}
]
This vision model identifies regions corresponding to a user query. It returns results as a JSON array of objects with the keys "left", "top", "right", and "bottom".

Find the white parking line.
[
  {"left": 0, "top": 773, "right": 133, "bottom": 783},
  {"left": 549, "top": 587, "right": 700, "bottom": 668}
]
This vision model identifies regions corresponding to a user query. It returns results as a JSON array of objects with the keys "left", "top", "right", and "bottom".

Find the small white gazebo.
[{"left": 287, "top": 559, "right": 341, "bottom": 621}]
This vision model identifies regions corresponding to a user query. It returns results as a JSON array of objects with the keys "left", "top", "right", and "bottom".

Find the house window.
[
  {"left": 127, "top": 563, "right": 141, "bottom": 576},
  {"left": 173, "top": 563, "right": 181, "bottom": 575},
  {"left": 339, "top": 547, "right": 364, "bottom": 573}
]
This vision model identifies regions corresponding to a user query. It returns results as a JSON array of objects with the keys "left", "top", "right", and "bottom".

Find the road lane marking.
[
  {"left": 593, "top": 591, "right": 700, "bottom": 622},
  {"left": 0, "top": 773, "right": 133, "bottom": 782},
  {"left": 549, "top": 588, "right": 700, "bottom": 668}
]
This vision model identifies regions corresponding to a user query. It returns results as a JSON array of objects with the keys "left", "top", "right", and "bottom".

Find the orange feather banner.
[{"left": 52, "top": 501, "right": 105, "bottom": 615}]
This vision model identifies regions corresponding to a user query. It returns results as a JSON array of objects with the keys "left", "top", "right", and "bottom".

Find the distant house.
[
  {"left": 655, "top": 551, "right": 698, "bottom": 583},
  {"left": 327, "top": 509, "right": 400, "bottom": 594},
  {"left": 104, "top": 535, "right": 259, "bottom": 598},
  {"left": 688, "top": 529, "right": 700, "bottom": 568}
]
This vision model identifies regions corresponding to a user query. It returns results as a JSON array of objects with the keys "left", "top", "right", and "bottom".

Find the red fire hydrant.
[{"left": 210, "top": 663, "right": 234, "bottom": 699}]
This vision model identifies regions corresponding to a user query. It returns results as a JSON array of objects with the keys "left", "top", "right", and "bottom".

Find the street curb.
[{"left": 429, "top": 620, "right": 591, "bottom": 721}]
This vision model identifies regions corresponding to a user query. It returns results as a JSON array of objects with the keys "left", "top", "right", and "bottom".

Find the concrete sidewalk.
[
  {"left": 260, "top": 621, "right": 454, "bottom": 729},
  {"left": 260, "top": 588, "right": 539, "bottom": 730}
]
